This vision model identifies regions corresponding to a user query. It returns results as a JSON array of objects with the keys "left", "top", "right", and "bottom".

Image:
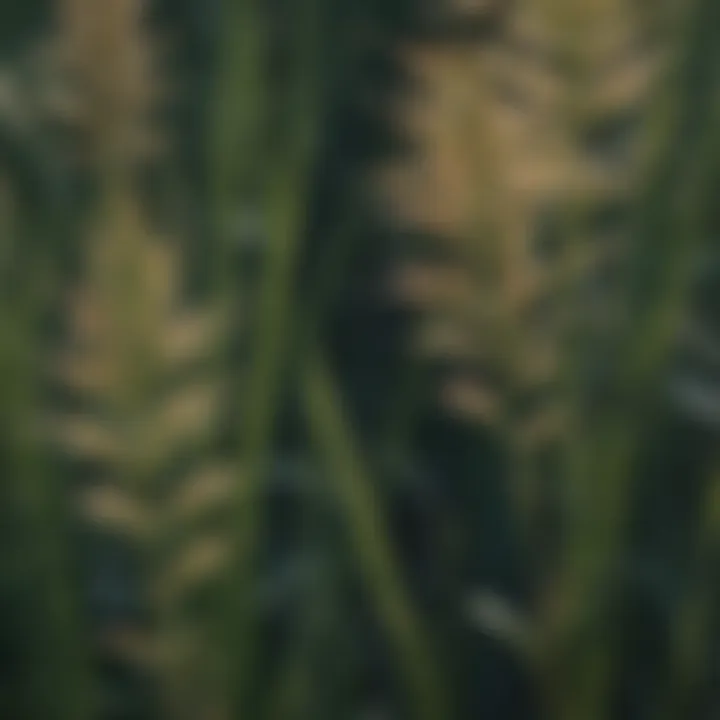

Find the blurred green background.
[{"left": 0, "top": 1, "right": 719, "bottom": 719}]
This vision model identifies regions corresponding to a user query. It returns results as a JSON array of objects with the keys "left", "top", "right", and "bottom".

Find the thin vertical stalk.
[
  {"left": 660, "top": 462, "right": 720, "bottom": 720},
  {"left": 221, "top": 0, "right": 326, "bottom": 716},
  {"left": 209, "top": 3, "right": 269, "bottom": 708},
  {"left": 210, "top": 0, "right": 268, "bottom": 288},
  {"left": 302, "top": 349, "right": 451, "bottom": 720},
  {"left": 263, "top": 213, "right": 358, "bottom": 720},
  {"left": 0, "top": 189, "right": 95, "bottom": 720}
]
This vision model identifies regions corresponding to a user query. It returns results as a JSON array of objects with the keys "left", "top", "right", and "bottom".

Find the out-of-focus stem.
[
  {"left": 661, "top": 463, "right": 720, "bottom": 720},
  {"left": 0, "top": 187, "right": 95, "bottom": 720},
  {"left": 302, "top": 349, "right": 451, "bottom": 720},
  {"left": 219, "top": 1, "right": 326, "bottom": 717}
]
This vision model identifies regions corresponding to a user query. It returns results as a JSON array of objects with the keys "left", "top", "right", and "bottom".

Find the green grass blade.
[{"left": 302, "top": 349, "right": 452, "bottom": 720}]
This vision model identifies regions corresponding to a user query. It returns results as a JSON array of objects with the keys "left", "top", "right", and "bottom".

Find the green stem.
[
  {"left": 301, "top": 349, "right": 451, "bottom": 720},
  {"left": 0, "top": 199, "right": 94, "bottom": 720},
  {"left": 223, "top": 1, "right": 326, "bottom": 716},
  {"left": 661, "top": 463, "right": 720, "bottom": 720},
  {"left": 210, "top": 0, "right": 268, "bottom": 288}
]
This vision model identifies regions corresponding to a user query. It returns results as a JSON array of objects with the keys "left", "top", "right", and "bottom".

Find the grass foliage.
[{"left": 0, "top": 0, "right": 719, "bottom": 718}]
